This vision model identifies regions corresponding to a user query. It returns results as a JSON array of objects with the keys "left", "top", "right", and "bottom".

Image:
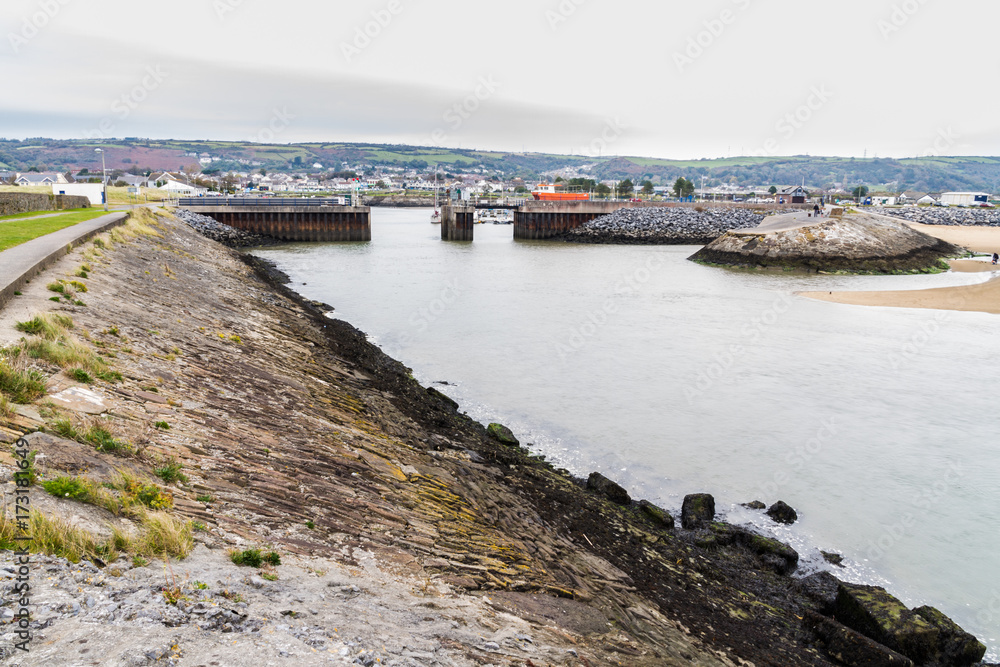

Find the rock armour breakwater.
[
  {"left": 559, "top": 207, "right": 766, "bottom": 245},
  {"left": 873, "top": 207, "right": 1000, "bottom": 227},
  {"left": 690, "top": 213, "right": 964, "bottom": 273},
  {"left": 174, "top": 208, "right": 282, "bottom": 248}
]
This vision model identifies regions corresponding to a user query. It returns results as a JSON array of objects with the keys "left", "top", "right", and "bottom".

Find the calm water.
[{"left": 255, "top": 208, "right": 1000, "bottom": 657}]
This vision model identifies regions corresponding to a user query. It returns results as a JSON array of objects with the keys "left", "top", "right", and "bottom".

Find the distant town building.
[
  {"left": 940, "top": 192, "right": 991, "bottom": 206},
  {"left": 15, "top": 172, "right": 67, "bottom": 186},
  {"left": 778, "top": 185, "right": 808, "bottom": 204},
  {"left": 52, "top": 183, "right": 105, "bottom": 206}
]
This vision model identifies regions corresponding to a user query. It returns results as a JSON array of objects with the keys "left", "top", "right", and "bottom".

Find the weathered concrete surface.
[{"left": 690, "top": 212, "right": 964, "bottom": 273}]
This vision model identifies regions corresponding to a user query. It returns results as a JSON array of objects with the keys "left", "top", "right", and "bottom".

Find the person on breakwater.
[
  {"left": 813, "top": 204, "right": 820, "bottom": 217},
  {"left": 992, "top": 252, "right": 998, "bottom": 265}
]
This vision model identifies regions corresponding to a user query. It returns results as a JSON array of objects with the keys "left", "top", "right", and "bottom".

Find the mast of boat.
[{"left": 434, "top": 168, "right": 439, "bottom": 210}]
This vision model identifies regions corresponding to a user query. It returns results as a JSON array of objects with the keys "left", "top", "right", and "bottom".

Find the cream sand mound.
[
  {"left": 802, "top": 275, "right": 1000, "bottom": 315},
  {"left": 690, "top": 213, "right": 963, "bottom": 273}
]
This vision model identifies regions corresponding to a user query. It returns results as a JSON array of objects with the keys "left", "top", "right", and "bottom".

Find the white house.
[
  {"left": 159, "top": 180, "right": 206, "bottom": 196},
  {"left": 871, "top": 196, "right": 897, "bottom": 206},
  {"left": 917, "top": 194, "right": 937, "bottom": 205},
  {"left": 940, "top": 192, "right": 991, "bottom": 206},
  {"left": 16, "top": 172, "right": 67, "bottom": 186},
  {"left": 52, "top": 183, "right": 105, "bottom": 206}
]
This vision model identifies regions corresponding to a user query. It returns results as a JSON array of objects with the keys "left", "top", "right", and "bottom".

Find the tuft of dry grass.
[
  {"left": 15, "top": 313, "right": 74, "bottom": 341},
  {"left": 120, "top": 511, "right": 193, "bottom": 558},
  {"left": 13, "top": 313, "right": 122, "bottom": 383},
  {"left": 0, "top": 351, "right": 48, "bottom": 404},
  {"left": 0, "top": 509, "right": 116, "bottom": 564}
]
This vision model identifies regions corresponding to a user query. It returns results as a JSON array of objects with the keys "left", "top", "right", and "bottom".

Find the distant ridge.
[{"left": 2, "top": 138, "right": 998, "bottom": 192}]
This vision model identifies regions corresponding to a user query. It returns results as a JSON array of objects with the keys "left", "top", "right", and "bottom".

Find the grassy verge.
[
  {"left": 0, "top": 209, "right": 113, "bottom": 251},
  {"left": 0, "top": 207, "right": 93, "bottom": 222}
]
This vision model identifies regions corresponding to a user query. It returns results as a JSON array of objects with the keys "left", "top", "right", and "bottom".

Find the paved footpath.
[
  {"left": 732, "top": 209, "right": 832, "bottom": 236},
  {"left": 0, "top": 211, "right": 128, "bottom": 309}
]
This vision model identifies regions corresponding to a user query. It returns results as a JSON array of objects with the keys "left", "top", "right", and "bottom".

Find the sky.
[{"left": 1, "top": 0, "right": 998, "bottom": 160}]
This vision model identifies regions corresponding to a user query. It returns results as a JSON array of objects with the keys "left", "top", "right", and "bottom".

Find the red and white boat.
[{"left": 531, "top": 183, "right": 590, "bottom": 201}]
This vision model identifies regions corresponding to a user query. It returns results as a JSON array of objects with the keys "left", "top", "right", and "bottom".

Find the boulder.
[
  {"left": 486, "top": 423, "right": 519, "bottom": 446},
  {"left": 835, "top": 584, "right": 939, "bottom": 664},
  {"left": 795, "top": 571, "right": 842, "bottom": 615},
  {"left": 913, "top": 606, "right": 987, "bottom": 666},
  {"left": 637, "top": 500, "right": 674, "bottom": 529},
  {"left": 742, "top": 500, "right": 766, "bottom": 510},
  {"left": 681, "top": 494, "right": 715, "bottom": 530},
  {"left": 586, "top": 472, "right": 631, "bottom": 506},
  {"left": 766, "top": 500, "right": 798, "bottom": 525},
  {"left": 822, "top": 551, "right": 845, "bottom": 566},
  {"left": 426, "top": 387, "right": 459, "bottom": 411},
  {"left": 742, "top": 533, "right": 799, "bottom": 575},
  {"left": 805, "top": 612, "right": 914, "bottom": 666}
]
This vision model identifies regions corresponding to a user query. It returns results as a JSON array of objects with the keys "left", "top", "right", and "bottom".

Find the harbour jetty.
[
  {"left": 690, "top": 210, "right": 964, "bottom": 273},
  {"left": 178, "top": 198, "right": 371, "bottom": 242},
  {"left": 0, "top": 210, "right": 990, "bottom": 665}
]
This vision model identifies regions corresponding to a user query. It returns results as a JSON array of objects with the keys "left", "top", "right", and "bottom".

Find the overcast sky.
[{"left": 2, "top": 0, "right": 997, "bottom": 160}]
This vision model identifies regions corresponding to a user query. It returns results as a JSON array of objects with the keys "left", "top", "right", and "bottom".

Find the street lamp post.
[{"left": 95, "top": 148, "right": 108, "bottom": 211}]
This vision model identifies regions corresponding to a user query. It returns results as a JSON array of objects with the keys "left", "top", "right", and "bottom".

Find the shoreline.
[
  {"left": 801, "top": 223, "right": 1000, "bottom": 315},
  {"left": 0, "top": 211, "right": 991, "bottom": 665}
]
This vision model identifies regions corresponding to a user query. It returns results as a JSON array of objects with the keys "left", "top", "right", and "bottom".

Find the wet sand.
[{"left": 802, "top": 223, "right": 1000, "bottom": 315}]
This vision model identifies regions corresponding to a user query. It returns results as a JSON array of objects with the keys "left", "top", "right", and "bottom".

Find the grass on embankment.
[{"left": 0, "top": 209, "right": 114, "bottom": 251}]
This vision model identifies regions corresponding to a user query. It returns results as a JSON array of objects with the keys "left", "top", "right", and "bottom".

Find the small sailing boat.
[{"left": 431, "top": 170, "right": 441, "bottom": 224}]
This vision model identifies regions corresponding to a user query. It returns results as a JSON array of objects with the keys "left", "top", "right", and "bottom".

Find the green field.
[{"left": 0, "top": 209, "right": 112, "bottom": 251}]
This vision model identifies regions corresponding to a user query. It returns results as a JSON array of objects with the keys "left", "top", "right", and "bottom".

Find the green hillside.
[{"left": 2, "top": 138, "right": 1000, "bottom": 192}]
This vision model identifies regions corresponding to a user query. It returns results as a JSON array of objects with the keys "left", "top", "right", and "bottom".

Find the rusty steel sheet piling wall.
[
  {"left": 514, "top": 201, "right": 632, "bottom": 240},
  {"left": 183, "top": 206, "right": 371, "bottom": 242},
  {"left": 441, "top": 205, "right": 474, "bottom": 242}
]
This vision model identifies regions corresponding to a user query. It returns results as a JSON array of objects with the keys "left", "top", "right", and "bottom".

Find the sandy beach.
[{"left": 802, "top": 222, "right": 1000, "bottom": 315}]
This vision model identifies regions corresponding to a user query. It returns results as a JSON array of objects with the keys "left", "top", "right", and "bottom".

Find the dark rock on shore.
[
  {"left": 822, "top": 550, "right": 845, "bottom": 566},
  {"left": 559, "top": 207, "right": 766, "bottom": 245},
  {"left": 638, "top": 500, "right": 674, "bottom": 529},
  {"left": 767, "top": 500, "right": 799, "bottom": 524},
  {"left": 835, "top": 583, "right": 986, "bottom": 666},
  {"left": 806, "top": 611, "right": 916, "bottom": 666},
  {"left": 486, "top": 422, "right": 519, "bottom": 446},
  {"left": 742, "top": 500, "right": 766, "bottom": 510},
  {"left": 743, "top": 532, "right": 799, "bottom": 575},
  {"left": 690, "top": 213, "right": 964, "bottom": 273},
  {"left": 796, "top": 571, "right": 842, "bottom": 615},
  {"left": 586, "top": 472, "right": 631, "bottom": 505},
  {"left": 681, "top": 493, "right": 715, "bottom": 529}
]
